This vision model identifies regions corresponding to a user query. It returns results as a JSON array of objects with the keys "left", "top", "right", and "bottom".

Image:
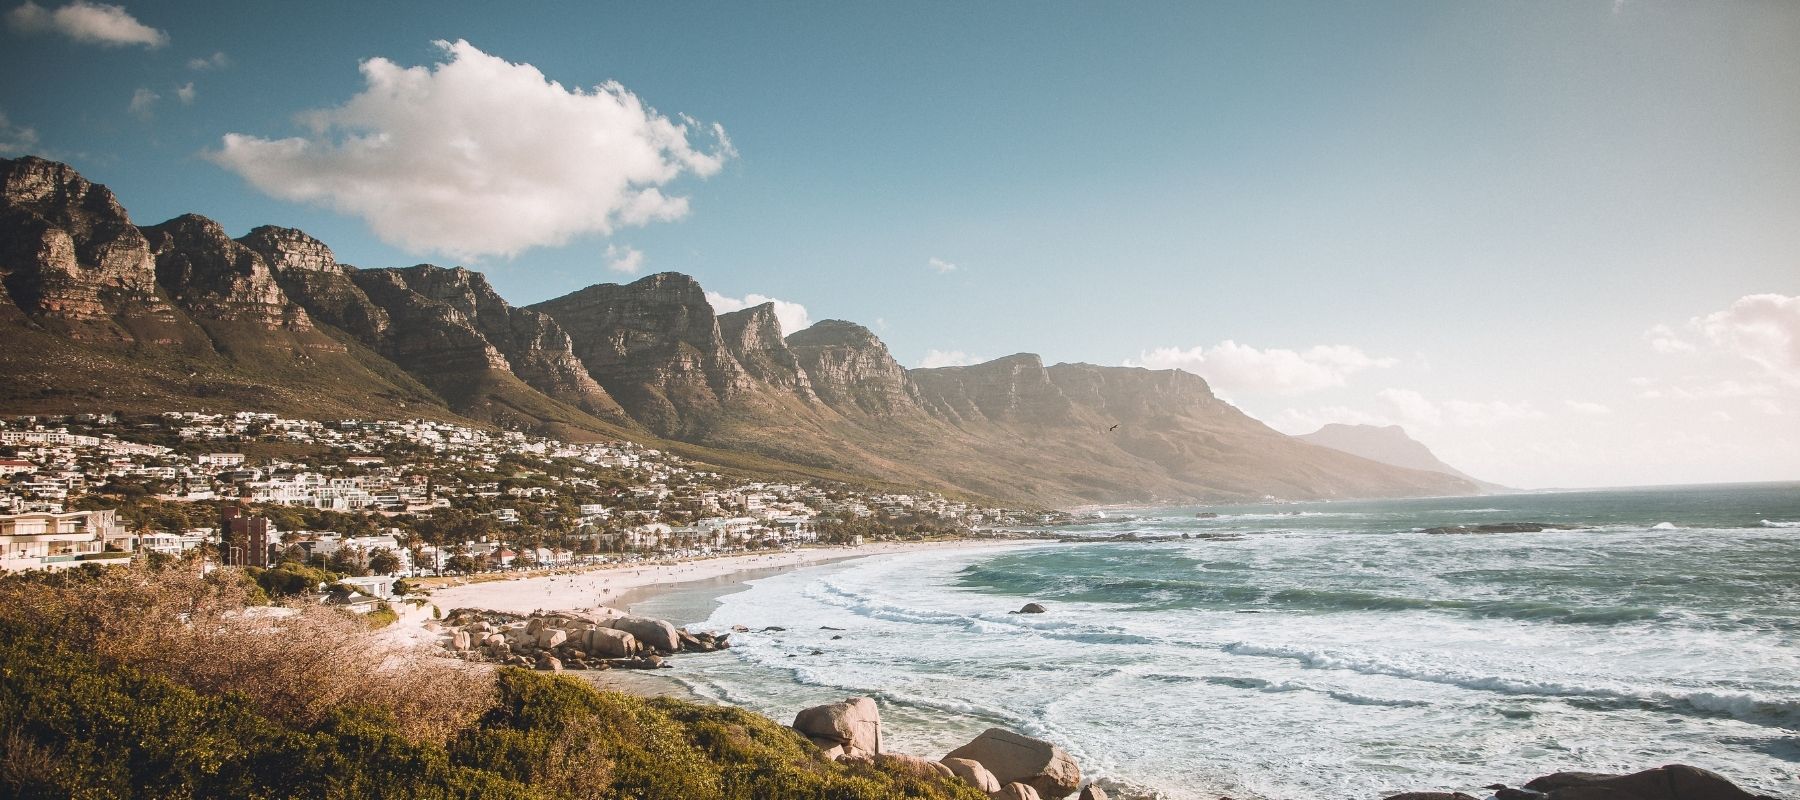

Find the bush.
[{"left": 0, "top": 566, "right": 987, "bottom": 800}]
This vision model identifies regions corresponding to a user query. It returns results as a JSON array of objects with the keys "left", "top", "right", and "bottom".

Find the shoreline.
[
  {"left": 423, "top": 538, "right": 1026, "bottom": 619},
  {"left": 417, "top": 538, "right": 1048, "bottom": 699}
]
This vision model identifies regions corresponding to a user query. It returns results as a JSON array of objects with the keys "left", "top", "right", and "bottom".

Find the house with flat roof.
[{"left": 0, "top": 509, "right": 132, "bottom": 572}]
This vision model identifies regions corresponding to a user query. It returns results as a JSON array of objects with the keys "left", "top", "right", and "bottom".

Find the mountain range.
[{"left": 0, "top": 155, "right": 1481, "bottom": 506}]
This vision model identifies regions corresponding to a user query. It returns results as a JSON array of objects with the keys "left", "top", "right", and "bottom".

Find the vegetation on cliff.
[{"left": 0, "top": 564, "right": 985, "bottom": 800}]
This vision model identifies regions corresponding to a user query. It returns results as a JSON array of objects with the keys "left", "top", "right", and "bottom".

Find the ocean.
[{"left": 634, "top": 482, "right": 1800, "bottom": 799}]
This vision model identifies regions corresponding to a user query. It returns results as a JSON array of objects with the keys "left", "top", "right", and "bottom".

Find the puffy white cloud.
[
  {"left": 927, "top": 257, "right": 958, "bottom": 274},
  {"left": 1644, "top": 323, "right": 1696, "bottom": 354},
  {"left": 186, "top": 51, "right": 228, "bottom": 70},
  {"left": 603, "top": 244, "right": 643, "bottom": 275},
  {"left": 917, "top": 349, "right": 985, "bottom": 369},
  {"left": 0, "top": 110, "right": 38, "bottom": 154},
  {"left": 127, "top": 86, "right": 157, "bottom": 118},
  {"left": 1129, "top": 340, "right": 1398, "bottom": 395},
  {"left": 209, "top": 39, "right": 735, "bottom": 260},
  {"left": 704, "top": 291, "right": 811, "bottom": 336},
  {"left": 1564, "top": 400, "right": 1612, "bottom": 415},
  {"left": 1375, "top": 388, "right": 1544, "bottom": 428},
  {"left": 174, "top": 81, "right": 194, "bottom": 105},
  {"left": 1691, "top": 294, "right": 1800, "bottom": 385},
  {"left": 7, "top": 1, "right": 166, "bottom": 48}
]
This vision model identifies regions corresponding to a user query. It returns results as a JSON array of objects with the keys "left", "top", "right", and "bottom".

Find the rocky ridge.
[{"left": 1, "top": 155, "right": 1482, "bottom": 505}]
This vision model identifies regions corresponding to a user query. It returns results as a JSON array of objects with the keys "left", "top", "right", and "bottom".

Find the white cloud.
[
  {"left": 917, "top": 349, "right": 985, "bottom": 369},
  {"left": 603, "top": 244, "right": 643, "bottom": 275},
  {"left": 127, "top": 86, "right": 157, "bottom": 118},
  {"left": 705, "top": 291, "right": 811, "bottom": 336},
  {"left": 174, "top": 81, "right": 195, "bottom": 105},
  {"left": 1129, "top": 340, "right": 1398, "bottom": 395},
  {"left": 927, "top": 257, "right": 958, "bottom": 274},
  {"left": 7, "top": 1, "right": 166, "bottom": 48},
  {"left": 186, "top": 51, "right": 228, "bottom": 70},
  {"left": 1691, "top": 294, "right": 1800, "bottom": 385},
  {"left": 208, "top": 39, "right": 735, "bottom": 260},
  {"left": 1644, "top": 323, "right": 1696, "bottom": 354},
  {"left": 1564, "top": 400, "right": 1612, "bottom": 415},
  {"left": 0, "top": 110, "right": 39, "bottom": 154},
  {"left": 1375, "top": 388, "right": 1545, "bottom": 428}
]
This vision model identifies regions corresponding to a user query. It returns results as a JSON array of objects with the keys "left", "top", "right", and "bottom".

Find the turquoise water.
[{"left": 670, "top": 483, "right": 1800, "bottom": 799}]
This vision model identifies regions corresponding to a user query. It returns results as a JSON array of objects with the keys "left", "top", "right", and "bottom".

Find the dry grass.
[{"left": 0, "top": 564, "right": 491, "bottom": 743}]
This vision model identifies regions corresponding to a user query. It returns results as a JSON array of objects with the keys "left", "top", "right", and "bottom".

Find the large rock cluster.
[
  {"left": 434, "top": 608, "right": 728, "bottom": 672},
  {"left": 792, "top": 697, "right": 1098, "bottom": 800},
  {"left": 1383, "top": 764, "right": 1775, "bottom": 800}
]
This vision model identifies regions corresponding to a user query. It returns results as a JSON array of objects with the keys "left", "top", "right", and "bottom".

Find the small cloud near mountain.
[
  {"left": 1128, "top": 340, "right": 1397, "bottom": 395},
  {"left": 705, "top": 291, "right": 810, "bottom": 336},
  {"left": 917, "top": 349, "right": 983, "bottom": 368}
]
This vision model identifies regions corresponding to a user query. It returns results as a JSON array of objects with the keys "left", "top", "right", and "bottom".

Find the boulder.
[
  {"left": 942, "top": 757, "right": 1001, "bottom": 793},
  {"left": 1079, "top": 786, "right": 1109, "bottom": 800},
  {"left": 944, "top": 728, "right": 1080, "bottom": 798},
  {"left": 482, "top": 632, "right": 506, "bottom": 648},
  {"left": 450, "top": 630, "right": 471, "bottom": 651},
  {"left": 525, "top": 617, "right": 545, "bottom": 635},
  {"left": 874, "top": 752, "right": 954, "bottom": 780},
  {"left": 1526, "top": 774, "right": 1625, "bottom": 793},
  {"left": 1380, "top": 794, "right": 1476, "bottom": 800},
  {"left": 793, "top": 697, "right": 882, "bottom": 756},
  {"left": 585, "top": 627, "right": 640, "bottom": 657},
  {"left": 610, "top": 616, "right": 681, "bottom": 653},
  {"left": 536, "top": 654, "right": 562, "bottom": 672},
  {"left": 536, "top": 628, "right": 568, "bottom": 649},
  {"left": 996, "top": 783, "right": 1043, "bottom": 800},
  {"left": 807, "top": 735, "right": 846, "bottom": 761},
  {"left": 1536, "top": 765, "right": 1765, "bottom": 800},
  {"left": 1016, "top": 603, "right": 1048, "bottom": 614}
]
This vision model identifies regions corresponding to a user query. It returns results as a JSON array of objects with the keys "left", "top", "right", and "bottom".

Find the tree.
[
  {"left": 368, "top": 548, "right": 401, "bottom": 576},
  {"left": 444, "top": 555, "right": 477, "bottom": 575}
]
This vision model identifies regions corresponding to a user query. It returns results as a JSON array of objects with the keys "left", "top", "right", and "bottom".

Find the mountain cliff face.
[
  {"left": 0, "top": 156, "right": 1480, "bottom": 505},
  {"left": 140, "top": 214, "right": 316, "bottom": 335},
  {"left": 0, "top": 156, "right": 189, "bottom": 343},
  {"left": 382, "top": 265, "right": 629, "bottom": 424},
  {"left": 530, "top": 273, "right": 752, "bottom": 437},
  {"left": 913, "top": 353, "right": 1078, "bottom": 426},
  {"left": 717, "top": 302, "right": 816, "bottom": 400},
  {"left": 785, "top": 320, "right": 922, "bottom": 417},
  {"left": 239, "top": 225, "right": 390, "bottom": 343}
]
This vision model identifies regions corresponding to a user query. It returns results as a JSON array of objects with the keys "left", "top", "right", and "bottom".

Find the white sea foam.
[
  {"left": 1761, "top": 519, "right": 1800, "bottom": 528},
  {"left": 686, "top": 499, "right": 1800, "bottom": 800}
]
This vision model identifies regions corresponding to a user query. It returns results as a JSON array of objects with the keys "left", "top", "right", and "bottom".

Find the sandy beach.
[{"left": 422, "top": 538, "right": 1022, "bottom": 621}]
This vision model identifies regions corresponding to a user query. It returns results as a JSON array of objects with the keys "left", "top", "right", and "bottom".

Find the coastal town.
[{"left": 0, "top": 411, "right": 1057, "bottom": 581}]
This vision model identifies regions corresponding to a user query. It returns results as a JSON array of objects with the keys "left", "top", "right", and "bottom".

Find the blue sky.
[{"left": 3, "top": 1, "right": 1797, "bottom": 488}]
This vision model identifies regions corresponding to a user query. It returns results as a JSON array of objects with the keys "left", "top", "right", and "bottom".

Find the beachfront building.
[{"left": 0, "top": 509, "right": 133, "bottom": 572}]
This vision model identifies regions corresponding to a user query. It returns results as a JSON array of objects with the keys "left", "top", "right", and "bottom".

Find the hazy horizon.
[{"left": 2, "top": 0, "right": 1795, "bottom": 489}]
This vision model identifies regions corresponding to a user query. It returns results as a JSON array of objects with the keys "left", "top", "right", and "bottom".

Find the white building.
[{"left": 0, "top": 509, "right": 133, "bottom": 572}]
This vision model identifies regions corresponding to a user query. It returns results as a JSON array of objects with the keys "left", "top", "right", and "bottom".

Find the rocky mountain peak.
[
  {"left": 0, "top": 155, "right": 174, "bottom": 340},
  {"left": 786, "top": 319, "right": 921, "bottom": 417},
  {"left": 530, "top": 272, "right": 752, "bottom": 436},
  {"left": 238, "top": 226, "right": 342, "bottom": 275},
  {"left": 912, "top": 352, "right": 1074, "bottom": 425},
  {"left": 140, "top": 214, "right": 311, "bottom": 332},
  {"left": 718, "top": 302, "right": 815, "bottom": 399}
]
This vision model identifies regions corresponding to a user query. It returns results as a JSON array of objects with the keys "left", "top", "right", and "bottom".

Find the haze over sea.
[{"left": 634, "top": 483, "right": 1800, "bottom": 800}]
